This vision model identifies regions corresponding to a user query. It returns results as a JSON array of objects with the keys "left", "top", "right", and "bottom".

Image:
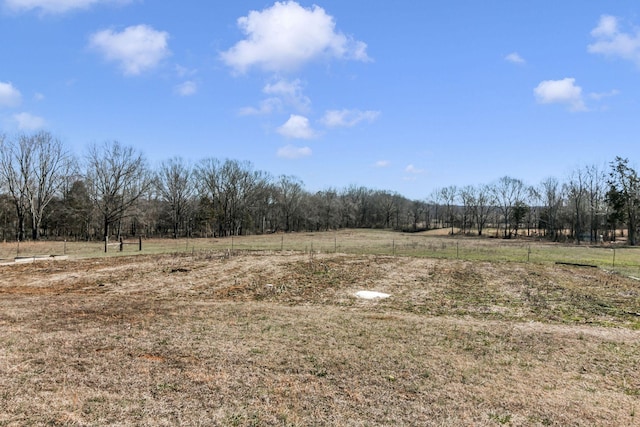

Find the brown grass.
[{"left": 0, "top": 251, "right": 639, "bottom": 426}]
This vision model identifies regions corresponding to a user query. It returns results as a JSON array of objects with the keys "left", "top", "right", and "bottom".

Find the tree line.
[{"left": 1, "top": 131, "right": 639, "bottom": 245}]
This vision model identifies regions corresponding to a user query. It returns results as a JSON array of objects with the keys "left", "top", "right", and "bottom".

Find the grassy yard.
[{"left": 0, "top": 241, "right": 639, "bottom": 425}]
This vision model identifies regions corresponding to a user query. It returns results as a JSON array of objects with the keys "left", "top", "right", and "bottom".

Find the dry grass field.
[{"left": 1, "top": 233, "right": 639, "bottom": 425}]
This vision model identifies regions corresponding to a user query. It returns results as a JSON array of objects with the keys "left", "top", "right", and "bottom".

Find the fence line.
[{"left": 1, "top": 233, "right": 639, "bottom": 276}]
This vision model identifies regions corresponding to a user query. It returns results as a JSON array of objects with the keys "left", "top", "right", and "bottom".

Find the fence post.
[
  {"left": 139, "top": 236, "right": 142, "bottom": 251},
  {"left": 613, "top": 248, "right": 616, "bottom": 269},
  {"left": 104, "top": 236, "right": 108, "bottom": 253},
  {"left": 119, "top": 237, "right": 123, "bottom": 252}
]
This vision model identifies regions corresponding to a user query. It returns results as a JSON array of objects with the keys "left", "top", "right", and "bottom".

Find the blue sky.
[{"left": 1, "top": 1, "right": 639, "bottom": 199}]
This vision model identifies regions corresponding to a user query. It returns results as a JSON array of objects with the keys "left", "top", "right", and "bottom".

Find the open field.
[
  {"left": 1, "top": 236, "right": 639, "bottom": 425},
  {"left": 2, "top": 229, "right": 640, "bottom": 275}
]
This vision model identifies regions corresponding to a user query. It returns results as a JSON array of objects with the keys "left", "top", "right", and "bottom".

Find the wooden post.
[
  {"left": 139, "top": 236, "right": 142, "bottom": 251},
  {"left": 119, "top": 237, "right": 123, "bottom": 252},
  {"left": 104, "top": 236, "right": 108, "bottom": 253},
  {"left": 613, "top": 248, "right": 616, "bottom": 268}
]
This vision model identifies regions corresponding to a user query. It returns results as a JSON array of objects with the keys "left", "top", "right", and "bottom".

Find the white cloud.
[
  {"left": 4, "top": 0, "right": 132, "bottom": 14},
  {"left": 534, "top": 78, "right": 586, "bottom": 112},
  {"left": 277, "top": 114, "right": 317, "bottom": 139},
  {"left": 505, "top": 52, "right": 525, "bottom": 64},
  {"left": 34, "top": 92, "right": 45, "bottom": 101},
  {"left": 0, "top": 81, "right": 22, "bottom": 107},
  {"left": 263, "top": 78, "right": 310, "bottom": 112},
  {"left": 89, "top": 25, "right": 170, "bottom": 75},
  {"left": 374, "top": 160, "right": 389, "bottom": 168},
  {"left": 589, "top": 89, "right": 620, "bottom": 100},
  {"left": 588, "top": 15, "right": 640, "bottom": 66},
  {"left": 591, "top": 15, "right": 618, "bottom": 38},
  {"left": 238, "top": 98, "right": 282, "bottom": 116},
  {"left": 405, "top": 164, "right": 424, "bottom": 174},
  {"left": 220, "top": 1, "right": 370, "bottom": 73},
  {"left": 13, "top": 112, "right": 46, "bottom": 130},
  {"left": 175, "top": 65, "right": 197, "bottom": 78},
  {"left": 174, "top": 80, "right": 197, "bottom": 96},
  {"left": 277, "top": 144, "right": 312, "bottom": 159},
  {"left": 241, "top": 78, "right": 311, "bottom": 116},
  {"left": 320, "top": 109, "right": 380, "bottom": 128}
]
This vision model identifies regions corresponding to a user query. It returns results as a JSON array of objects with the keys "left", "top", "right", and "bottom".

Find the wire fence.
[{"left": 2, "top": 232, "right": 639, "bottom": 277}]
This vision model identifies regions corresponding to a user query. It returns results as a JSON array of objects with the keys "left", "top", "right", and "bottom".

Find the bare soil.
[{"left": 1, "top": 251, "right": 639, "bottom": 426}]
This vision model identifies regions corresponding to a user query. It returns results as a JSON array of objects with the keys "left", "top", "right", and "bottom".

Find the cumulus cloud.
[
  {"left": 220, "top": 1, "right": 370, "bottom": 73},
  {"left": 588, "top": 15, "right": 640, "bottom": 66},
  {"left": 174, "top": 80, "right": 197, "bottom": 96},
  {"left": 277, "top": 114, "right": 317, "bottom": 139},
  {"left": 505, "top": 52, "right": 525, "bottom": 64},
  {"left": 263, "top": 78, "right": 310, "bottom": 111},
  {"left": 240, "top": 78, "right": 311, "bottom": 116},
  {"left": 0, "top": 81, "right": 22, "bottom": 107},
  {"left": 13, "top": 112, "right": 46, "bottom": 130},
  {"left": 89, "top": 25, "right": 170, "bottom": 75},
  {"left": 4, "top": 0, "right": 132, "bottom": 14},
  {"left": 277, "top": 144, "right": 312, "bottom": 159},
  {"left": 534, "top": 78, "right": 586, "bottom": 112},
  {"left": 320, "top": 109, "right": 380, "bottom": 128}
]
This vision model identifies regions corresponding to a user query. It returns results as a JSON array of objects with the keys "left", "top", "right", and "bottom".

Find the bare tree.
[
  {"left": 194, "top": 158, "right": 268, "bottom": 236},
  {"left": 156, "top": 157, "right": 193, "bottom": 238},
  {"left": 539, "top": 177, "right": 563, "bottom": 241},
  {"left": 491, "top": 176, "right": 527, "bottom": 238},
  {"left": 26, "top": 132, "right": 73, "bottom": 240},
  {"left": 317, "top": 187, "right": 338, "bottom": 231},
  {"left": 0, "top": 131, "right": 72, "bottom": 240},
  {"left": 467, "top": 184, "right": 493, "bottom": 236},
  {"left": 0, "top": 134, "right": 30, "bottom": 241},
  {"left": 585, "top": 164, "right": 608, "bottom": 242},
  {"left": 276, "top": 175, "right": 304, "bottom": 232},
  {"left": 565, "top": 168, "right": 588, "bottom": 243},
  {"left": 440, "top": 186, "right": 457, "bottom": 234},
  {"left": 409, "top": 200, "right": 426, "bottom": 231},
  {"left": 194, "top": 157, "right": 222, "bottom": 236},
  {"left": 376, "top": 190, "right": 398, "bottom": 229},
  {"left": 459, "top": 185, "right": 475, "bottom": 234},
  {"left": 85, "top": 141, "right": 151, "bottom": 240}
]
